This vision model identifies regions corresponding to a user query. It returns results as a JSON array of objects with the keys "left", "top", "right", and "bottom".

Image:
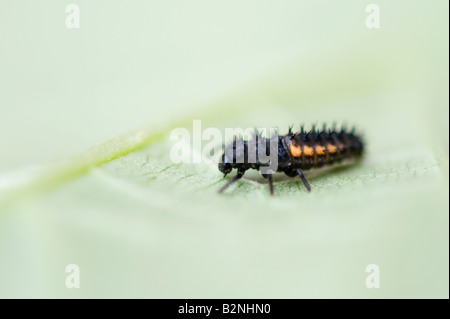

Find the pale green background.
[{"left": 0, "top": 1, "right": 448, "bottom": 298}]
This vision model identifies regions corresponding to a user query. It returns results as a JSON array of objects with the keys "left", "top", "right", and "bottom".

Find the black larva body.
[{"left": 218, "top": 125, "right": 364, "bottom": 195}]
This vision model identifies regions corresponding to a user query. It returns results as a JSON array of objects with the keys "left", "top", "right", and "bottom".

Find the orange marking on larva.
[
  {"left": 338, "top": 143, "right": 344, "bottom": 151},
  {"left": 289, "top": 144, "right": 302, "bottom": 157},
  {"left": 303, "top": 146, "right": 314, "bottom": 156},
  {"left": 315, "top": 145, "right": 326, "bottom": 155},
  {"left": 327, "top": 144, "right": 337, "bottom": 153}
]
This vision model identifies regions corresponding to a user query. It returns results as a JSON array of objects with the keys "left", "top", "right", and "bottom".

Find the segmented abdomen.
[{"left": 285, "top": 129, "right": 364, "bottom": 170}]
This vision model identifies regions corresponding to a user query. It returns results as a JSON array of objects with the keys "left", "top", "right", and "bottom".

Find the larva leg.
[
  {"left": 295, "top": 169, "right": 311, "bottom": 192},
  {"left": 218, "top": 168, "right": 246, "bottom": 193},
  {"left": 262, "top": 173, "right": 274, "bottom": 196},
  {"left": 284, "top": 168, "right": 311, "bottom": 192}
]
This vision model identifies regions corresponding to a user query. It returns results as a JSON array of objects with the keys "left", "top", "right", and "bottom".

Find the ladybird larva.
[{"left": 218, "top": 124, "right": 364, "bottom": 195}]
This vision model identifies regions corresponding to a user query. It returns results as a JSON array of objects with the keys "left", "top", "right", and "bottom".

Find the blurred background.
[{"left": 0, "top": 0, "right": 448, "bottom": 298}]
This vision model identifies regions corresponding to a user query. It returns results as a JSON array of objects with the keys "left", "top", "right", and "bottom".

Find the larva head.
[
  {"left": 218, "top": 138, "right": 247, "bottom": 176},
  {"left": 218, "top": 155, "right": 232, "bottom": 176}
]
